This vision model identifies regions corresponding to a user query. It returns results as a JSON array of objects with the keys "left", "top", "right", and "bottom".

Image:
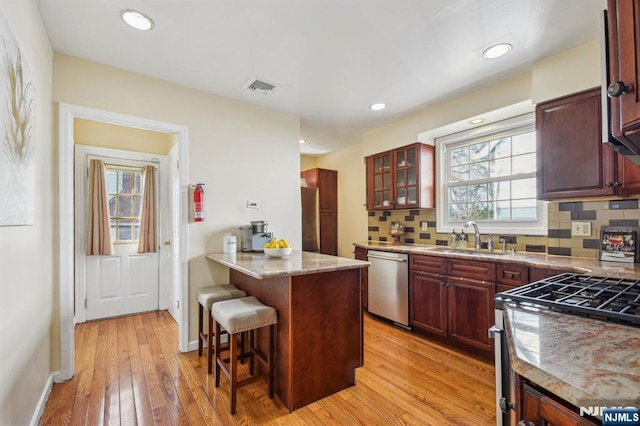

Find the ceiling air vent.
[{"left": 244, "top": 77, "right": 278, "bottom": 95}]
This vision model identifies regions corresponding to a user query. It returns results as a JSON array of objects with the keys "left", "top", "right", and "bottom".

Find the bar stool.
[
  {"left": 212, "top": 296, "right": 277, "bottom": 414},
  {"left": 197, "top": 284, "right": 247, "bottom": 373}
]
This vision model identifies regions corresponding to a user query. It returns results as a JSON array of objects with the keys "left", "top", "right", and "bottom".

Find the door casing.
[{"left": 56, "top": 103, "right": 189, "bottom": 383}]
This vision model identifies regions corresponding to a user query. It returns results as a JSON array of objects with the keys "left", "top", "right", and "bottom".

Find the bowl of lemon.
[{"left": 263, "top": 239, "right": 293, "bottom": 258}]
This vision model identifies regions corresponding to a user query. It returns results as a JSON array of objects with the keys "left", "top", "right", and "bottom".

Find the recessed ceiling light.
[
  {"left": 299, "top": 139, "right": 306, "bottom": 144},
  {"left": 469, "top": 118, "right": 485, "bottom": 125},
  {"left": 370, "top": 103, "right": 386, "bottom": 111},
  {"left": 482, "top": 43, "right": 512, "bottom": 59},
  {"left": 121, "top": 9, "right": 154, "bottom": 31}
]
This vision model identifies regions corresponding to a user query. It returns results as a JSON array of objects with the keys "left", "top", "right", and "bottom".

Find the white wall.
[
  {"left": 0, "top": 0, "right": 53, "bottom": 424},
  {"left": 52, "top": 54, "right": 301, "bottom": 342}
]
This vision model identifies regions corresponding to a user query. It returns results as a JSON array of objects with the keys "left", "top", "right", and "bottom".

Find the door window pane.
[{"left": 106, "top": 166, "right": 145, "bottom": 243}]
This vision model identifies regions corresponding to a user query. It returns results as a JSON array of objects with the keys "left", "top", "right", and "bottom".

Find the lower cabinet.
[
  {"left": 447, "top": 276, "right": 495, "bottom": 352},
  {"left": 410, "top": 255, "right": 495, "bottom": 355},
  {"left": 410, "top": 270, "right": 447, "bottom": 337},
  {"left": 518, "top": 378, "right": 599, "bottom": 426}
]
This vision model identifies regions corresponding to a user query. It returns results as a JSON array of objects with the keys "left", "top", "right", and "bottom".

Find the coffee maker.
[{"left": 239, "top": 220, "right": 273, "bottom": 252}]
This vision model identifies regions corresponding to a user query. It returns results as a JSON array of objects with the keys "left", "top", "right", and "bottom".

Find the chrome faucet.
[{"left": 464, "top": 221, "right": 481, "bottom": 251}]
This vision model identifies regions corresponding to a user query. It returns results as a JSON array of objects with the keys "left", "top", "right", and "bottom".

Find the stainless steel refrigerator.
[{"left": 301, "top": 187, "right": 319, "bottom": 252}]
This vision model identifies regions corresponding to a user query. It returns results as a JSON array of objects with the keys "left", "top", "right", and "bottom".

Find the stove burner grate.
[{"left": 495, "top": 273, "right": 640, "bottom": 326}]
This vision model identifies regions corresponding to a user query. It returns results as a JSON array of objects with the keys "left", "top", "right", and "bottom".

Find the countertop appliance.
[
  {"left": 239, "top": 220, "right": 273, "bottom": 252},
  {"left": 367, "top": 250, "right": 410, "bottom": 328},
  {"left": 491, "top": 273, "right": 640, "bottom": 425}
]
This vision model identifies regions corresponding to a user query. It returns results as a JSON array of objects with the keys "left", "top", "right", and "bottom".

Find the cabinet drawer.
[
  {"left": 496, "top": 264, "right": 528, "bottom": 286},
  {"left": 447, "top": 259, "right": 495, "bottom": 282},
  {"left": 410, "top": 255, "right": 447, "bottom": 274}
]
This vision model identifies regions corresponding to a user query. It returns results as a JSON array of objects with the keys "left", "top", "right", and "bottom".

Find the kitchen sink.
[{"left": 426, "top": 246, "right": 510, "bottom": 256}]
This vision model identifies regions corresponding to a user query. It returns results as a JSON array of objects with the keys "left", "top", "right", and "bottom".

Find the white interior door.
[
  {"left": 167, "top": 147, "right": 180, "bottom": 323},
  {"left": 83, "top": 153, "right": 160, "bottom": 321},
  {"left": 86, "top": 245, "right": 159, "bottom": 320}
]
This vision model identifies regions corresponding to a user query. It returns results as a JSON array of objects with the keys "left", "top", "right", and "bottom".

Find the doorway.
[
  {"left": 75, "top": 147, "right": 161, "bottom": 321},
  {"left": 56, "top": 103, "right": 189, "bottom": 383}
]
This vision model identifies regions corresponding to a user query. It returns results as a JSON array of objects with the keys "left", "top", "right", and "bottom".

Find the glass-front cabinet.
[
  {"left": 371, "top": 151, "right": 392, "bottom": 208},
  {"left": 366, "top": 143, "right": 435, "bottom": 210}
]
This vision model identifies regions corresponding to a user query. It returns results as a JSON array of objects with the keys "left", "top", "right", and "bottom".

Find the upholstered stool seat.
[
  {"left": 196, "top": 284, "right": 247, "bottom": 373},
  {"left": 212, "top": 296, "right": 278, "bottom": 414}
]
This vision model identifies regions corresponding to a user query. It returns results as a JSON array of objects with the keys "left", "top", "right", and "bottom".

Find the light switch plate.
[
  {"left": 247, "top": 200, "right": 260, "bottom": 209},
  {"left": 571, "top": 221, "right": 591, "bottom": 237}
]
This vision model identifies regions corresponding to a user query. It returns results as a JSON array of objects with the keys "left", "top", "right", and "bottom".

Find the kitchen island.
[{"left": 205, "top": 250, "right": 369, "bottom": 411}]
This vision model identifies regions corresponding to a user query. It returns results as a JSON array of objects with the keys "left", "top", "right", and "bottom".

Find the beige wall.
[
  {"left": 315, "top": 144, "right": 368, "bottom": 257},
  {"left": 532, "top": 40, "right": 601, "bottom": 103},
  {"left": 0, "top": 0, "right": 53, "bottom": 424},
  {"left": 315, "top": 41, "right": 602, "bottom": 254},
  {"left": 74, "top": 118, "right": 177, "bottom": 154},
  {"left": 300, "top": 155, "right": 317, "bottom": 171},
  {"left": 53, "top": 54, "right": 301, "bottom": 345}
]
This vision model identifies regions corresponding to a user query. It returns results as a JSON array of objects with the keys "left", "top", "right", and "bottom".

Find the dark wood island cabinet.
[{"left": 206, "top": 251, "right": 369, "bottom": 411}]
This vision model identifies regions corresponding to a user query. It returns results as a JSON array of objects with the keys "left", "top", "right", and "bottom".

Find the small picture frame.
[{"left": 599, "top": 226, "right": 639, "bottom": 263}]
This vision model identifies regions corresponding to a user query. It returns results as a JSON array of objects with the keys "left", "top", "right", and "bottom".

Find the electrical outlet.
[
  {"left": 421, "top": 221, "right": 429, "bottom": 231},
  {"left": 571, "top": 221, "right": 591, "bottom": 237},
  {"left": 247, "top": 200, "right": 260, "bottom": 209}
]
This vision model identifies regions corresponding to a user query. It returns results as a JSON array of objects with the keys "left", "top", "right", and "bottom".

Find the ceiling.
[{"left": 36, "top": 0, "right": 606, "bottom": 155}]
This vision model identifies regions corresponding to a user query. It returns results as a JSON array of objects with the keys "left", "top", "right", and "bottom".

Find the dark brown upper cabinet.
[
  {"left": 365, "top": 143, "right": 435, "bottom": 210},
  {"left": 537, "top": 88, "right": 640, "bottom": 199},
  {"left": 607, "top": 0, "right": 640, "bottom": 153}
]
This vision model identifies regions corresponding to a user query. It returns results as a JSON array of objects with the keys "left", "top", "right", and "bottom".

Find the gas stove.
[
  {"left": 495, "top": 273, "right": 640, "bottom": 327},
  {"left": 491, "top": 272, "right": 640, "bottom": 425}
]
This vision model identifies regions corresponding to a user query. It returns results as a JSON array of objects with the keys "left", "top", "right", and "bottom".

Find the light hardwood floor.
[{"left": 40, "top": 311, "right": 496, "bottom": 425}]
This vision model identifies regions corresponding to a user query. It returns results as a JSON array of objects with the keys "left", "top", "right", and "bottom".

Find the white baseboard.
[
  {"left": 187, "top": 333, "right": 230, "bottom": 353},
  {"left": 30, "top": 372, "right": 54, "bottom": 426}
]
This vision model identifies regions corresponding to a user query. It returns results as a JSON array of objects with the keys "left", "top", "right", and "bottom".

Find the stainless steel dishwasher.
[{"left": 367, "top": 250, "right": 410, "bottom": 328}]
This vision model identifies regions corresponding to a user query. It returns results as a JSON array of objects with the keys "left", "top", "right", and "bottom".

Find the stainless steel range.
[{"left": 490, "top": 273, "right": 640, "bottom": 425}]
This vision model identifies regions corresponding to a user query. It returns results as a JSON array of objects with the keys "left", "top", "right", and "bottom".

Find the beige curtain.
[
  {"left": 138, "top": 165, "right": 157, "bottom": 253},
  {"left": 86, "top": 159, "right": 113, "bottom": 255}
]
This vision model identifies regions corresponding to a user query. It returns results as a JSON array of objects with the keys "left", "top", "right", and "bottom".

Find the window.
[
  {"left": 106, "top": 165, "right": 144, "bottom": 242},
  {"left": 436, "top": 113, "right": 547, "bottom": 235}
]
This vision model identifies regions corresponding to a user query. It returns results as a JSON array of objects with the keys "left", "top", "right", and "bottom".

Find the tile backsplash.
[{"left": 367, "top": 198, "right": 640, "bottom": 259}]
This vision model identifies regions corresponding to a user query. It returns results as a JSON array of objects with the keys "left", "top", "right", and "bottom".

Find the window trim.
[{"left": 435, "top": 113, "right": 548, "bottom": 236}]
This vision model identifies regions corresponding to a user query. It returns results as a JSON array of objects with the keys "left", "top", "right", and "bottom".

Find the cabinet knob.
[
  {"left": 517, "top": 421, "right": 534, "bottom": 426},
  {"left": 607, "top": 81, "right": 633, "bottom": 98}
]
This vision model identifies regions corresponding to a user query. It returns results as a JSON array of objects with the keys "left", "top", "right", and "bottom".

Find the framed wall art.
[
  {"left": 0, "top": 11, "right": 36, "bottom": 226},
  {"left": 599, "top": 226, "right": 639, "bottom": 263}
]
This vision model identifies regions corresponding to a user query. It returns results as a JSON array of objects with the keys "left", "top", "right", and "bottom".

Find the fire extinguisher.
[{"left": 193, "top": 183, "right": 205, "bottom": 222}]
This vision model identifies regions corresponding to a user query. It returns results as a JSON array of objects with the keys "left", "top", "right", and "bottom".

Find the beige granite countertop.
[
  {"left": 206, "top": 250, "right": 369, "bottom": 279},
  {"left": 504, "top": 303, "right": 640, "bottom": 412},
  {"left": 355, "top": 241, "right": 640, "bottom": 278}
]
